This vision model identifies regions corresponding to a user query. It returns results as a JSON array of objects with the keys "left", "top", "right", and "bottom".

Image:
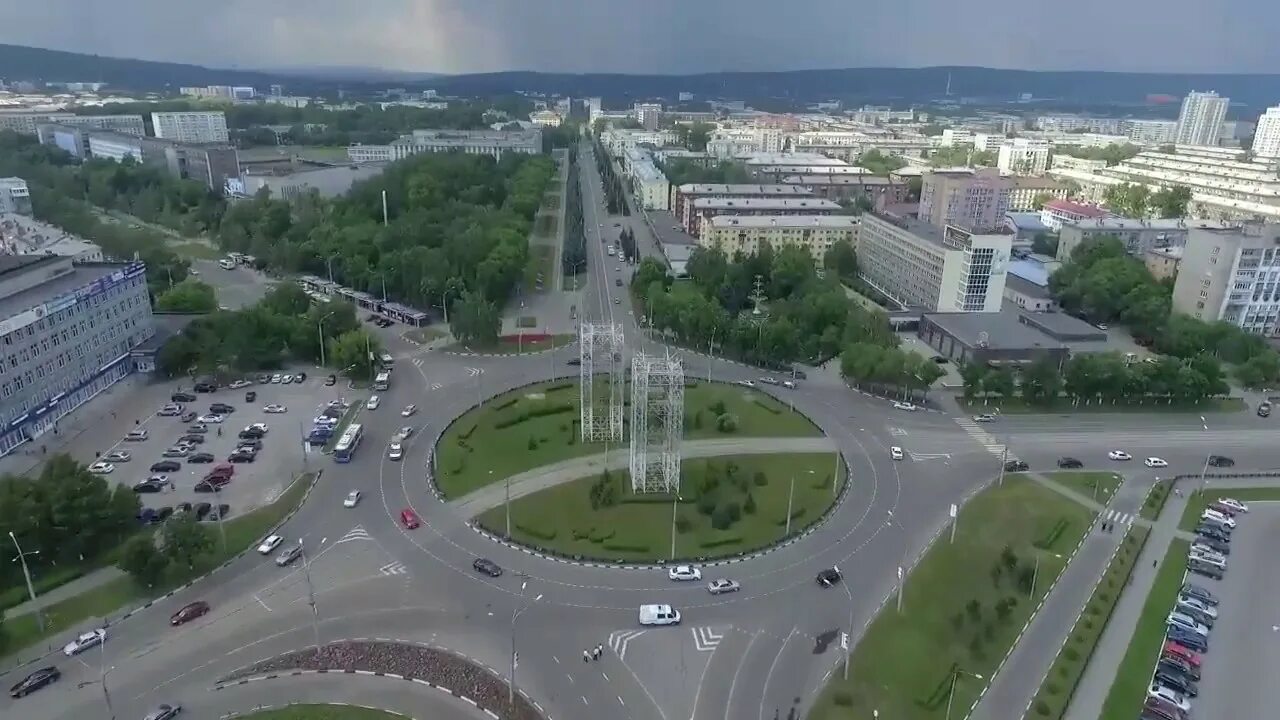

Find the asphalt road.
[{"left": 10, "top": 142, "right": 1280, "bottom": 720}]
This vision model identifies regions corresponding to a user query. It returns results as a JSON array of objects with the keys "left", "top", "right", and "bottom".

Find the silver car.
[{"left": 707, "top": 579, "right": 741, "bottom": 595}]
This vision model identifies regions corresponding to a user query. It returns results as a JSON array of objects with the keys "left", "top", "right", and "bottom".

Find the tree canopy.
[
  {"left": 856, "top": 149, "right": 907, "bottom": 175},
  {"left": 659, "top": 159, "right": 751, "bottom": 188}
]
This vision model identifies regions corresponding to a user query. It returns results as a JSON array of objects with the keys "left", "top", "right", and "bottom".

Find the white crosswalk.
[
  {"left": 1102, "top": 509, "right": 1135, "bottom": 526},
  {"left": 955, "top": 417, "right": 1014, "bottom": 460}
]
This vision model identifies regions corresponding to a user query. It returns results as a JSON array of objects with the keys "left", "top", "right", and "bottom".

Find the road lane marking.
[
  {"left": 759, "top": 627, "right": 796, "bottom": 720},
  {"left": 688, "top": 633, "right": 720, "bottom": 720},
  {"left": 601, "top": 672, "right": 610, "bottom": 682},
  {"left": 582, "top": 695, "right": 589, "bottom": 705},
  {"left": 255, "top": 595, "right": 271, "bottom": 612},
  {"left": 726, "top": 632, "right": 760, "bottom": 720},
  {"left": 618, "top": 695, "right": 625, "bottom": 706}
]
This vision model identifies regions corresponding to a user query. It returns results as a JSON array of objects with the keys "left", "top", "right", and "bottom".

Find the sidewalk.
[
  {"left": 5, "top": 566, "right": 125, "bottom": 618},
  {"left": 447, "top": 436, "right": 836, "bottom": 517},
  {"left": 1064, "top": 490, "right": 1191, "bottom": 720}
]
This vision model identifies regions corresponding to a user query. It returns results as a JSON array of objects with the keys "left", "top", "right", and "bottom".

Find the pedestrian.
[
  {"left": 1152, "top": 559, "right": 1158, "bottom": 568},
  {"left": 594, "top": 644, "right": 603, "bottom": 660},
  {"left": 583, "top": 649, "right": 590, "bottom": 663}
]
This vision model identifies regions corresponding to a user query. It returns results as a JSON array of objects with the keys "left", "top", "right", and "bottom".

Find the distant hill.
[{"left": 0, "top": 43, "right": 293, "bottom": 91}]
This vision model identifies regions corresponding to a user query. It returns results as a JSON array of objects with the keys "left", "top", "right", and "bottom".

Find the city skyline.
[{"left": 2, "top": 0, "right": 1278, "bottom": 76}]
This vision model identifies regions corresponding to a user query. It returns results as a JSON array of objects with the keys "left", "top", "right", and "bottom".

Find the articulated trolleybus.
[{"left": 333, "top": 423, "right": 364, "bottom": 463}]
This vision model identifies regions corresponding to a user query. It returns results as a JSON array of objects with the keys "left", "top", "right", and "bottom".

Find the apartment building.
[
  {"left": 623, "top": 148, "right": 670, "bottom": 211},
  {"left": 0, "top": 178, "right": 31, "bottom": 215},
  {"left": 151, "top": 111, "right": 230, "bottom": 144},
  {"left": 1252, "top": 106, "right": 1280, "bottom": 160},
  {"left": 1039, "top": 199, "right": 1110, "bottom": 232},
  {"left": 1124, "top": 119, "right": 1178, "bottom": 145},
  {"left": 671, "top": 184, "right": 814, "bottom": 234},
  {"left": 779, "top": 174, "right": 908, "bottom": 209},
  {"left": 348, "top": 128, "right": 543, "bottom": 163},
  {"left": 706, "top": 128, "right": 784, "bottom": 158},
  {"left": 1055, "top": 217, "right": 1229, "bottom": 261},
  {"left": 0, "top": 111, "right": 146, "bottom": 136},
  {"left": 856, "top": 212, "right": 1012, "bottom": 312},
  {"left": 689, "top": 197, "right": 840, "bottom": 240},
  {"left": 1175, "top": 91, "right": 1229, "bottom": 147},
  {"left": 1050, "top": 155, "right": 1109, "bottom": 173},
  {"left": 997, "top": 139, "right": 1051, "bottom": 175},
  {"left": 1171, "top": 223, "right": 1280, "bottom": 336},
  {"left": 587, "top": 97, "right": 603, "bottom": 124},
  {"left": 599, "top": 128, "right": 676, "bottom": 157},
  {"left": 634, "top": 103, "right": 663, "bottom": 129},
  {"left": 1008, "top": 176, "right": 1071, "bottom": 212},
  {"left": 529, "top": 110, "right": 563, "bottom": 127},
  {"left": 1145, "top": 246, "right": 1183, "bottom": 281},
  {"left": 754, "top": 165, "right": 877, "bottom": 183},
  {"left": 0, "top": 255, "right": 154, "bottom": 457},
  {"left": 78, "top": 130, "right": 239, "bottom": 192},
  {"left": 701, "top": 215, "right": 857, "bottom": 264},
  {"left": 918, "top": 168, "right": 1013, "bottom": 231}
]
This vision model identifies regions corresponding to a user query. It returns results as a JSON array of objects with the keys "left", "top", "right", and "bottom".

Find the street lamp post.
[
  {"left": 298, "top": 539, "right": 322, "bottom": 656},
  {"left": 510, "top": 583, "right": 542, "bottom": 706},
  {"left": 503, "top": 470, "right": 512, "bottom": 539},
  {"left": 945, "top": 669, "right": 985, "bottom": 720},
  {"left": 886, "top": 510, "right": 907, "bottom": 613},
  {"left": 784, "top": 472, "right": 810, "bottom": 537},
  {"left": 832, "top": 453, "right": 842, "bottom": 496},
  {"left": 1030, "top": 550, "right": 1064, "bottom": 599},
  {"left": 706, "top": 328, "right": 717, "bottom": 383},
  {"left": 669, "top": 492, "right": 683, "bottom": 560},
  {"left": 317, "top": 311, "right": 336, "bottom": 369},
  {"left": 8, "top": 531, "right": 44, "bottom": 633},
  {"left": 838, "top": 569, "right": 854, "bottom": 680}
]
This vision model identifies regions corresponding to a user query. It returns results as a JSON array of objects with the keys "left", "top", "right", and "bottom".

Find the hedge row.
[{"left": 493, "top": 403, "right": 575, "bottom": 429}]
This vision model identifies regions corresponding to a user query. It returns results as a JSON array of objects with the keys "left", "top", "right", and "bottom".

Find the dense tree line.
[
  {"left": 0, "top": 131, "right": 195, "bottom": 295},
  {"left": 562, "top": 144, "right": 587, "bottom": 275},
  {"left": 1103, "top": 182, "right": 1192, "bottom": 219},
  {"left": 823, "top": 240, "right": 858, "bottom": 283},
  {"left": 157, "top": 284, "right": 383, "bottom": 380},
  {"left": 632, "top": 245, "right": 897, "bottom": 368},
  {"left": 673, "top": 123, "right": 715, "bottom": 152},
  {"left": 926, "top": 145, "right": 996, "bottom": 168},
  {"left": 961, "top": 351, "right": 1229, "bottom": 407},
  {"left": 618, "top": 226, "right": 637, "bottom": 261},
  {"left": 154, "top": 278, "right": 218, "bottom": 313},
  {"left": 660, "top": 159, "right": 750, "bottom": 188},
  {"left": 593, "top": 140, "right": 630, "bottom": 215},
  {"left": 841, "top": 342, "right": 945, "bottom": 399},
  {"left": 1050, "top": 236, "right": 1280, "bottom": 388},
  {"left": 1054, "top": 143, "right": 1141, "bottom": 166}
]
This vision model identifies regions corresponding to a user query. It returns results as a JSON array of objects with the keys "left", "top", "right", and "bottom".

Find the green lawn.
[
  {"left": 235, "top": 705, "right": 407, "bottom": 720},
  {"left": 2, "top": 472, "right": 316, "bottom": 659},
  {"left": 476, "top": 453, "right": 843, "bottom": 562},
  {"left": 523, "top": 243, "right": 555, "bottom": 293},
  {"left": 956, "top": 396, "right": 1246, "bottom": 414},
  {"left": 1098, "top": 539, "right": 1190, "bottom": 720},
  {"left": 808, "top": 475, "right": 1097, "bottom": 720},
  {"left": 1139, "top": 480, "right": 1173, "bottom": 522},
  {"left": 435, "top": 380, "right": 822, "bottom": 498},
  {"left": 1038, "top": 472, "right": 1123, "bottom": 504},
  {"left": 1029, "top": 526, "right": 1149, "bottom": 720},
  {"left": 170, "top": 241, "right": 222, "bottom": 260},
  {"left": 1176, "top": 486, "right": 1280, "bottom": 531}
]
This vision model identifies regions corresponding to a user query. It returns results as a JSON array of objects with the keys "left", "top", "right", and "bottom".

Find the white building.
[
  {"left": 86, "top": 133, "right": 144, "bottom": 163},
  {"left": 0, "top": 177, "right": 31, "bottom": 215},
  {"left": 634, "top": 103, "right": 663, "bottom": 127},
  {"left": 1251, "top": 106, "right": 1280, "bottom": 160},
  {"left": 529, "top": 110, "right": 563, "bottom": 127},
  {"left": 1123, "top": 119, "right": 1178, "bottom": 146},
  {"left": 1175, "top": 91, "right": 1229, "bottom": 147},
  {"left": 347, "top": 128, "right": 543, "bottom": 163},
  {"left": 600, "top": 128, "right": 676, "bottom": 156},
  {"left": 587, "top": 97, "right": 603, "bottom": 124},
  {"left": 705, "top": 128, "right": 783, "bottom": 158},
  {"left": 1172, "top": 223, "right": 1280, "bottom": 336},
  {"left": 701, "top": 215, "right": 858, "bottom": 264},
  {"left": 628, "top": 154, "right": 670, "bottom": 210},
  {"left": 857, "top": 212, "right": 1012, "bottom": 312},
  {"left": 997, "top": 139, "right": 1050, "bottom": 175},
  {"left": 151, "top": 111, "right": 230, "bottom": 143}
]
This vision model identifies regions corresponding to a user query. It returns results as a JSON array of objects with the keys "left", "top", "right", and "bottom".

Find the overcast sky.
[{"left": 2, "top": 0, "right": 1276, "bottom": 75}]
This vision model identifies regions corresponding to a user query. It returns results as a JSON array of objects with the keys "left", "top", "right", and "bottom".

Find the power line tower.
[
  {"left": 579, "top": 322, "right": 625, "bottom": 442},
  {"left": 629, "top": 352, "right": 684, "bottom": 494}
]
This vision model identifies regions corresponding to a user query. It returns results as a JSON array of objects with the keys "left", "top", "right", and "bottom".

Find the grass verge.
[
  {"left": 1039, "top": 472, "right": 1123, "bottom": 504},
  {"left": 1098, "top": 539, "right": 1190, "bottom": 720},
  {"left": 1176, "top": 485, "right": 1280, "bottom": 531},
  {"left": 1027, "top": 526, "right": 1150, "bottom": 719},
  {"left": 476, "top": 453, "right": 842, "bottom": 562},
  {"left": 436, "top": 380, "right": 822, "bottom": 498},
  {"left": 443, "top": 333, "right": 575, "bottom": 356},
  {"left": 523, "top": 243, "right": 555, "bottom": 293},
  {"left": 808, "top": 475, "right": 1097, "bottom": 720},
  {"left": 955, "top": 397, "right": 1246, "bottom": 414},
  {"left": 1139, "top": 480, "right": 1173, "bottom": 522},
  {"left": 234, "top": 705, "right": 408, "bottom": 720},
  {"left": 2, "top": 472, "right": 317, "bottom": 661}
]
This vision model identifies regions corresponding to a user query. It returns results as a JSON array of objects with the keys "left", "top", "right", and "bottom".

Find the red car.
[
  {"left": 170, "top": 600, "right": 210, "bottom": 626},
  {"left": 1163, "top": 640, "right": 1202, "bottom": 667},
  {"left": 399, "top": 508, "right": 421, "bottom": 529}
]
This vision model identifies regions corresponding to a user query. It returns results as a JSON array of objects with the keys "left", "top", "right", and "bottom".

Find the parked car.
[
  {"left": 324, "top": 374, "right": 337, "bottom": 386},
  {"left": 1217, "top": 497, "right": 1249, "bottom": 514},
  {"left": 1163, "top": 640, "right": 1203, "bottom": 666},
  {"left": 9, "top": 666, "right": 60, "bottom": 698},
  {"left": 1146, "top": 683, "right": 1191, "bottom": 713},
  {"left": 473, "top": 558, "right": 503, "bottom": 577},
  {"left": 1207, "top": 455, "right": 1234, "bottom": 467},
  {"left": 151, "top": 460, "right": 181, "bottom": 472},
  {"left": 88, "top": 461, "right": 115, "bottom": 474},
  {"left": 157, "top": 405, "right": 182, "bottom": 417},
  {"left": 209, "top": 403, "right": 235, "bottom": 414},
  {"left": 180, "top": 411, "right": 198, "bottom": 423},
  {"left": 103, "top": 450, "right": 131, "bottom": 463},
  {"left": 196, "top": 414, "right": 224, "bottom": 424},
  {"left": 188, "top": 452, "right": 215, "bottom": 464},
  {"left": 1166, "top": 626, "right": 1207, "bottom": 653},
  {"left": 143, "top": 703, "right": 182, "bottom": 720},
  {"left": 170, "top": 601, "right": 210, "bottom": 626},
  {"left": 263, "top": 404, "right": 287, "bottom": 414},
  {"left": 1004, "top": 459, "right": 1029, "bottom": 472},
  {"left": 133, "top": 480, "right": 164, "bottom": 493},
  {"left": 171, "top": 392, "right": 197, "bottom": 403},
  {"left": 1153, "top": 669, "right": 1197, "bottom": 697},
  {"left": 1180, "top": 583, "right": 1217, "bottom": 606},
  {"left": 125, "top": 429, "right": 149, "bottom": 442},
  {"left": 1166, "top": 612, "right": 1209, "bottom": 638}
]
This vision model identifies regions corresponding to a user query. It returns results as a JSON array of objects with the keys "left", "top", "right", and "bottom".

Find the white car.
[
  {"left": 62, "top": 628, "right": 105, "bottom": 656},
  {"left": 1167, "top": 611, "right": 1209, "bottom": 637},
  {"left": 343, "top": 490, "right": 362, "bottom": 508},
  {"left": 88, "top": 461, "right": 115, "bottom": 474},
  {"left": 707, "top": 579, "right": 740, "bottom": 595},
  {"left": 736, "top": 380, "right": 756, "bottom": 388},
  {"left": 103, "top": 451, "right": 131, "bottom": 463},
  {"left": 401, "top": 404, "right": 417, "bottom": 417},
  {"left": 760, "top": 377, "right": 778, "bottom": 385},
  {"left": 197, "top": 414, "right": 225, "bottom": 424},
  {"left": 257, "top": 535, "right": 283, "bottom": 555},
  {"left": 973, "top": 414, "right": 996, "bottom": 423},
  {"left": 890, "top": 446, "right": 904, "bottom": 461},
  {"left": 157, "top": 405, "right": 182, "bottom": 417},
  {"left": 228, "top": 380, "right": 252, "bottom": 389},
  {"left": 1201, "top": 509, "right": 1237, "bottom": 529},
  {"left": 281, "top": 374, "right": 295, "bottom": 384},
  {"left": 892, "top": 401, "right": 917, "bottom": 411},
  {"left": 782, "top": 380, "right": 795, "bottom": 389},
  {"left": 313, "top": 416, "right": 339, "bottom": 427},
  {"left": 668, "top": 565, "right": 702, "bottom": 581},
  {"left": 1147, "top": 684, "right": 1191, "bottom": 713},
  {"left": 1144, "top": 457, "right": 1168, "bottom": 468},
  {"left": 263, "top": 404, "right": 287, "bottom": 414},
  {"left": 270, "top": 374, "right": 282, "bottom": 384},
  {"left": 148, "top": 474, "right": 170, "bottom": 484},
  {"left": 1176, "top": 595, "right": 1218, "bottom": 619},
  {"left": 246, "top": 422, "right": 268, "bottom": 433},
  {"left": 367, "top": 395, "right": 381, "bottom": 410},
  {"left": 1108, "top": 450, "right": 1132, "bottom": 461},
  {"left": 1217, "top": 497, "right": 1249, "bottom": 513},
  {"left": 387, "top": 443, "right": 404, "bottom": 461},
  {"left": 1189, "top": 545, "right": 1226, "bottom": 563}
]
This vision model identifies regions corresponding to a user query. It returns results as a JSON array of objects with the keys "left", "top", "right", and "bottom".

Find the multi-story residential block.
[
  {"left": 1252, "top": 106, "right": 1280, "bottom": 160},
  {"left": 151, "top": 111, "right": 230, "bottom": 143},
  {"left": 529, "top": 110, "right": 563, "bottom": 127},
  {"left": 671, "top": 184, "right": 815, "bottom": 234},
  {"left": 1055, "top": 217, "right": 1228, "bottom": 261},
  {"left": 754, "top": 165, "right": 879, "bottom": 183},
  {"left": 36, "top": 123, "right": 90, "bottom": 159},
  {"left": 623, "top": 148, "right": 670, "bottom": 211},
  {"left": 1175, "top": 91, "right": 1229, "bottom": 147},
  {"left": 587, "top": 97, "right": 603, "bottom": 124},
  {"left": 1171, "top": 223, "right": 1280, "bottom": 336},
  {"left": 0, "top": 112, "right": 145, "bottom": 136},
  {"left": 701, "top": 215, "right": 857, "bottom": 264},
  {"left": 778, "top": 174, "right": 908, "bottom": 209},
  {"left": 856, "top": 211, "right": 1012, "bottom": 312},
  {"left": 690, "top": 198, "right": 841, "bottom": 240},
  {"left": 997, "top": 139, "right": 1051, "bottom": 175},
  {"left": 0, "top": 178, "right": 31, "bottom": 215},
  {"left": 1007, "top": 176, "right": 1071, "bottom": 212},
  {"left": 1145, "top": 246, "right": 1183, "bottom": 281},
  {"left": 1036, "top": 115, "right": 1125, "bottom": 134},
  {"left": 599, "top": 128, "right": 677, "bottom": 157},
  {"left": 918, "top": 168, "right": 1013, "bottom": 231},
  {"left": 1050, "top": 154, "right": 1109, "bottom": 173},
  {"left": 651, "top": 148, "right": 712, "bottom": 167},
  {"left": 1039, "top": 199, "right": 1110, "bottom": 232},
  {"left": 634, "top": 103, "right": 663, "bottom": 129},
  {"left": 79, "top": 130, "right": 239, "bottom": 192},
  {"left": 1123, "top": 119, "right": 1178, "bottom": 145},
  {"left": 0, "top": 255, "right": 154, "bottom": 457},
  {"left": 348, "top": 128, "right": 543, "bottom": 163}
]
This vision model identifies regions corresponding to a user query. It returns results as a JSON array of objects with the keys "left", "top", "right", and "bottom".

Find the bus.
[
  {"left": 373, "top": 372, "right": 391, "bottom": 391},
  {"left": 378, "top": 353, "right": 395, "bottom": 368},
  {"left": 333, "top": 423, "right": 363, "bottom": 463}
]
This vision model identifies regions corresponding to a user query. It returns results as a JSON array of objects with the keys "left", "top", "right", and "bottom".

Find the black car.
[
  {"left": 1004, "top": 460, "right": 1030, "bottom": 472},
  {"left": 1058, "top": 457, "right": 1084, "bottom": 469},
  {"left": 145, "top": 703, "right": 183, "bottom": 720},
  {"left": 209, "top": 403, "right": 235, "bottom": 414},
  {"left": 151, "top": 460, "right": 182, "bottom": 472},
  {"left": 188, "top": 452, "right": 215, "bottom": 464},
  {"left": 193, "top": 481, "right": 219, "bottom": 493},
  {"left": 296, "top": 372, "right": 307, "bottom": 382},
  {"left": 1194, "top": 535, "right": 1230, "bottom": 555},
  {"left": 1157, "top": 659, "right": 1199, "bottom": 684},
  {"left": 194, "top": 382, "right": 216, "bottom": 393},
  {"left": 237, "top": 438, "right": 263, "bottom": 451},
  {"left": 1207, "top": 455, "right": 1234, "bottom": 467},
  {"left": 171, "top": 392, "right": 197, "bottom": 403},
  {"left": 207, "top": 504, "right": 231, "bottom": 521},
  {"left": 10, "top": 666, "right": 60, "bottom": 698},
  {"left": 239, "top": 428, "right": 265, "bottom": 439},
  {"left": 133, "top": 480, "right": 164, "bottom": 493},
  {"left": 567, "top": 358, "right": 582, "bottom": 366},
  {"left": 473, "top": 558, "right": 503, "bottom": 577},
  {"left": 228, "top": 451, "right": 256, "bottom": 463},
  {"left": 244, "top": 391, "right": 256, "bottom": 403},
  {"left": 1154, "top": 669, "right": 1198, "bottom": 697},
  {"left": 816, "top": 567, "right": 842, "bottom": 587},
  {"left": 1196, "top": 524, "right": 1231, "bottom": 542},
  {"left": 177, "top": 502, "right": 192, "bottom": 514},
  {"left": 178, "top": 434, "right": 205, "bottom": 445},
  {"left": 324, "top": 374, "right": 337, "bottom": 386},
  {"left": 195, "top": 502, "right": 212, "bottom": 520}
]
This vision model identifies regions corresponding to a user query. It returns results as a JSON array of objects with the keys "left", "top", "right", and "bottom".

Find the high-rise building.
[
  {"left": 634, "top": 103, "right": 663, "bottom": 130},
  {"left": 587, "top": 97, "right": 603, "bottom": 124},
  {"left": 1175, "top": 91, "right": 1229, "bottom": 147},
  {"left": 918, "top": 168, "right": 1013, "bottom": 231},
  {"left": 151, "top": 111, "right": 230, "bottom": 144},
  {"left": 1252, "top": 106, "right": 1280, "bottom": 160},
  {"left": 1172, "top": 223, "right": 1280, "bottom": 336},
  {"left": 996, "top": 139, "right": 1050, "bottom": 175}
]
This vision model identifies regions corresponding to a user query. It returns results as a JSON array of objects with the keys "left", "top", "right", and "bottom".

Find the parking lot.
[
  {"left": 1187, "top": 503, "right": 1280, "bottom": 719},
  {"left": 90, "top": 372, "right": 348, "bottom": 521}
]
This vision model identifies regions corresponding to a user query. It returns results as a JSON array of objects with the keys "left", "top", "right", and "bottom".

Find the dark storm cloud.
[{"left": 1, "top": 0, "right": 1276, "bottom": 74}]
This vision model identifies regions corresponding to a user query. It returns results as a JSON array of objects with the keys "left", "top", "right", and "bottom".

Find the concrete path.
[
  {"left": 5, "top": 566, "right": 126, "bottom": 618},
  {"left": 447, "top": 436, "right": 837, "bottom": 518}
]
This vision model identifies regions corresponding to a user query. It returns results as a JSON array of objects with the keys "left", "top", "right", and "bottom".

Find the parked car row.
[{"left": 306, "top": 399, "right": 349, "bottom": 446}]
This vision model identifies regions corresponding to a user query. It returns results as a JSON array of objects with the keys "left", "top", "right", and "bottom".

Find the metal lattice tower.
[
  {"left": 629, "top": 352, "right": 685, "bottom": 494},
  {"left": 579, "top": 322, "right": 625, "bottom": 442}
]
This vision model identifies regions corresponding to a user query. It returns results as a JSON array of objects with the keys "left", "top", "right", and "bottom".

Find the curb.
[
  {"left": 221, "top": 702, "right": 415, "bottom": 720},
  {"left": 0, "top": 470, "right": 322, "bottom": 680}
]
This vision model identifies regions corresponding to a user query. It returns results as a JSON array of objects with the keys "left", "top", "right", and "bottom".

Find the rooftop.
[
  {"left": 1044, "top": 199, "right": 1110, "bottom": 217},
  {"left": 707, "top": 215, "right": 859, "bottom": 229},
  {"left": 1005, "top": 212, "right": 1050, "bottom": 232},
  {"left": 1004, "top": 273, "right": 1052, "bottom": 299},
  {"left": 1064, "top": 217, "right": 1232, "bottom": 232},
  {"left": 866, "top": 210, "right": 1011, "bottom": 248},
  {"left": 924, "top": 310, "right": 1066, "bottom": 352},
  {"left": 0, "top": 260, "right": 125, "bottom": 320},
  {"left": 692, "top": 197, "right": 841, "bottom": 211},
  {"left": 677, "top": 184, "right": 812, "bottom": 196},
  {"left": 759, "top": 165, "right": 873, "bottom": 175},
  {"left": 781, "top": 174, "right": 897, "bottom": 186}
]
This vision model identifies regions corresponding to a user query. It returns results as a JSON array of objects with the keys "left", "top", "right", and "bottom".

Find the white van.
[
  {"left": 638, "top": 604, "right": 681, "bottom": 626},
  {"left": 218, "top": 259, "right": 236, "bottom": 270}
]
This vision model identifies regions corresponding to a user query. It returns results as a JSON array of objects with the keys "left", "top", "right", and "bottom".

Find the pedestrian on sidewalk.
[{"left": 583, "top": 649, "right": 590, "bottom": 663}]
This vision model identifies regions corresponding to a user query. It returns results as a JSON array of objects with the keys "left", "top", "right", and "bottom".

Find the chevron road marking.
[
  {"left": 430, "top": 383, "right": 443, "bottom": 391},
  {"left": 378, "top": 561, "right": 408, "bottom": 576},
  {"left": 335, "top": 525, "right": 370, "bottom": 544},
  {"left": 889, "top": 427, "right": 908, "bottom": 437},
  {"left": 692, "top": 626, "right": 723, "bottom": 652},
  {"left": 908, "top": 451, "right": 952, "bottom": 462},
  {"left": 608, "top": 629, "right": 645, "bottom": 661},
  {"left": 467, "top": 367, "right": 484, "bottom": 377}
]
